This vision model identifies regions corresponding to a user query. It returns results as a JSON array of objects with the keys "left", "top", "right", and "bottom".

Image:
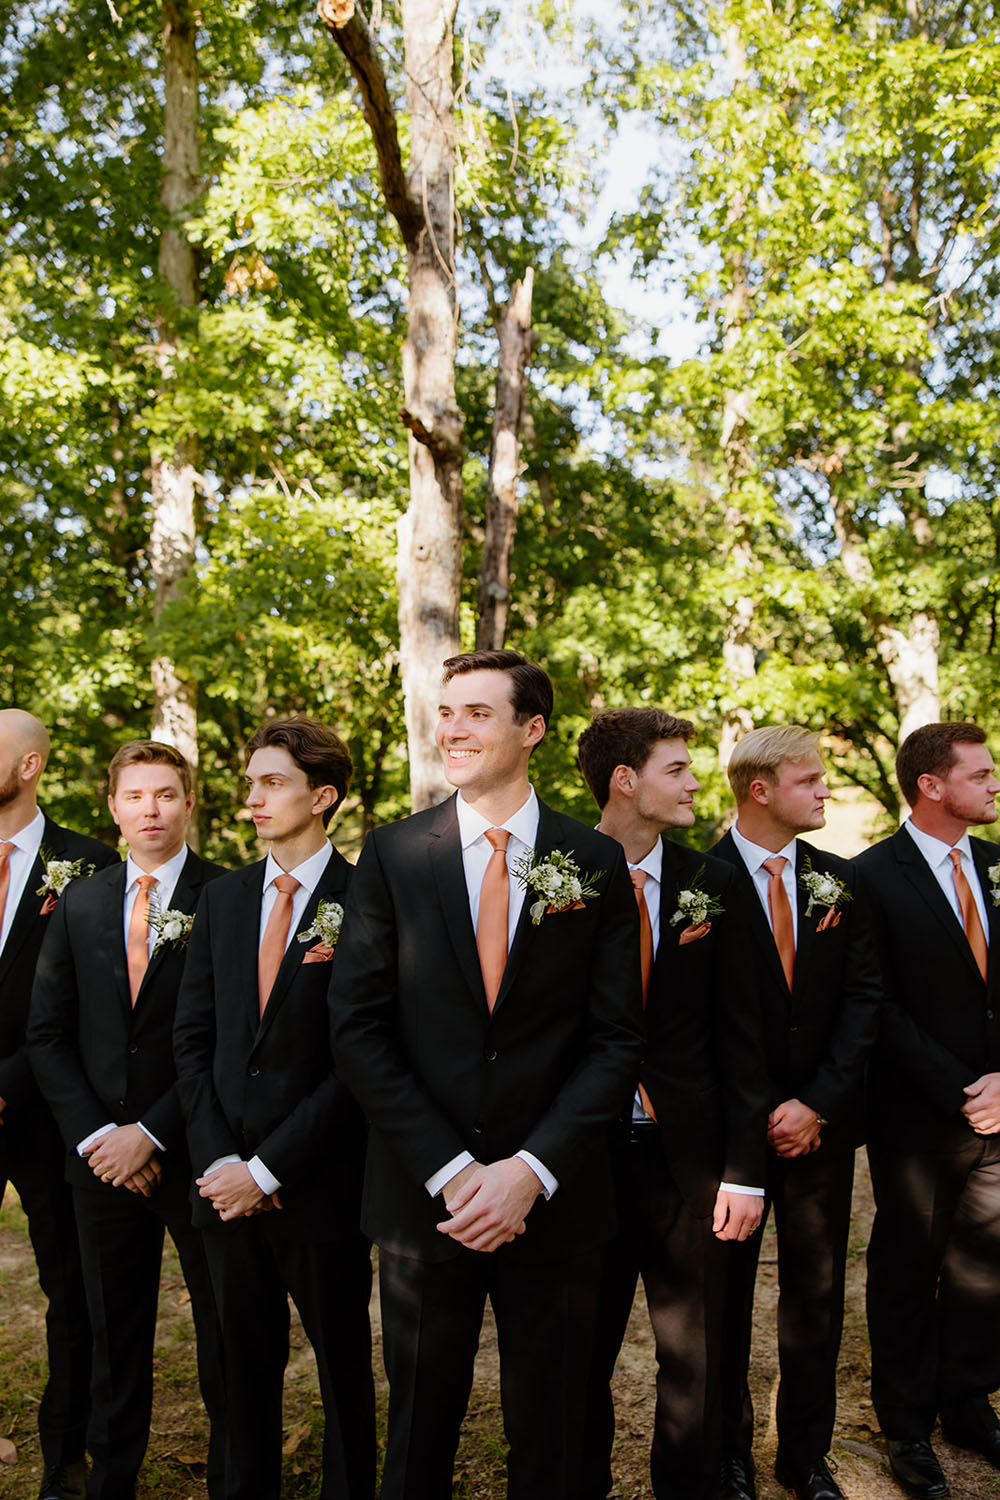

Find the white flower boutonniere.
[
  {"left": 512, "top": 849, "right": 602, "bottom": 926},
  {"left": 988, "top": 862, "right": 1000, "bottom": 908},
  {"left": 799, "top": 857, "right": 851, "bottom": 931},
  {"left": 148, "top": 892, "right": 194, "bottom": 958},
  {"left": 37, "top": 850, "right": 96, "bottom": 914},
  {"left": 297, "top": 899, "right": 344, "bottom": 950},
  {"left": 670, "top": 864, "right": 725, "bottom": 931}
]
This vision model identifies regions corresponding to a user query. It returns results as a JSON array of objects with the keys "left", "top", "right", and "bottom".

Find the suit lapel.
[
  {"left": 970, "top": 839, "right": 999, "bottom": 988},
  {"left": 99, "top": 863, "right": 132, "bottom": 1016},
  {"left": 133, "top": 849, "right": 203, "bottom": 1009},
  {"left": 428, "top": 795, "right": 486, "bottom": 1006},
  {"left": 239, "top": 863, "right": 267, "bottom": 1033},
  {"left": 791, "top": 842, "right": 816, "bottom": 1005},
  {"left": 492, "top": 798, "right": 574, "bottom": 1012},
  {"left": 0, "top": 816, "right": 63, "bottom": 985},
  {"left": 255, "top": 850, "right": 346, "bottom": 1039},
  {"left": 894, "top": 827, "right": 982, "bottom": 982},
  {"left": 716, "top": 831, "right": 789, "bottom": 995}
]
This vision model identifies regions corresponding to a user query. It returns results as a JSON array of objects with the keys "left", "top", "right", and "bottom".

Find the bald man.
[{"left": 0, "top": 710, "right": 119, "bottom": 1500}]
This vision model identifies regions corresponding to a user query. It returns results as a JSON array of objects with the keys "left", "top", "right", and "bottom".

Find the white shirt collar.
[
  {"left": 731, "top": 821, "right": 797, "bottom": 876},
  {"left": 630, "top": 838, "right": 663, "bottom": 884},
  {"left": 904, "top": 818, "right": 973, "bottom": 870},
  {"left": 456, "top": 787, "right": 539, "bottom": 850},
  {"left": 125, "top": 843, "right": 189, "bottom": 893},
  {"left": 3, "top": 806, "right": 45, "bottom": 857},
  {"left": 263, "top": 841, "right": 332, "bottom": 895}
]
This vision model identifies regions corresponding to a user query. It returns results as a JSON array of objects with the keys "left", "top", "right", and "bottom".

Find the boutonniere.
[
  {"left": 36, "top": 850, "right": 96, "bottom": 914},
  {"left": 148, "top": 892, "right": 194, "bottom": 958},
  {"left": 297, "top": 899, "right": 344, "bottom": 952},
  {"left": 512, "top": 849, "right": 602, "bottom": 926},
  {"left": 799, "top": 857, "right": 851, "bottom": 931},
  {"left": 670, "top": 864, "right": 724, "bottom": 943},
  {"left": 988, "top": 861, "right": 1000, "bottom": 907}
]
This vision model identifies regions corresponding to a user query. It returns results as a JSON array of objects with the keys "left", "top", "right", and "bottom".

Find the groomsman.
[
  {"left": 329, "top": 649, "right": 642, "bottom": 1500},
  {"left": 857, "top": 722, "right": 1000, "bottom": 1500},
  {"left": 29, "top": 740, "right": 228, "bottom": 1500},
  {"left": 174, "top": 718, "right": 374, "bottom": 1500},
  {"left": 577, "top": 708, "right": 768, "bottom": 1500},
  {"left": 712, "top": 727, "right": 881, "bottom": 1500},
  {"left": 0, "top": 709, "right": 118, "bottom": 1500}
]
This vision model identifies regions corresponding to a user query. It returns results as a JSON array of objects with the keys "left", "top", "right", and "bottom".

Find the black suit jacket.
[
  {"left": 855, "top": 827, "right": 1000, "bottom": 1150},
  {"left": 28, "top": 849, "right": 225, "bottom": 1207},
  {"left": 712, "top": 831, "right": 881, "bottom": 1136},
  {"left": 173, "top": 846, "right": 365, "bottom": 1241},
  {"left": 328, "top": 793, "right": 643, "bottom": 1264},
  {"left": 642, "top": 842, "right": 768, "bottom": 1215},
  {"left": 0, "top": 814, "right": 119, "bottom": 1112}
]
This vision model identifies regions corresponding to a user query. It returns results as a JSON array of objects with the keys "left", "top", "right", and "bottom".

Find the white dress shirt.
[
  {"left": 903, "top": 820, "right": 990, "bottom": 940},
  {"left": 731, "top": 823, "right": 800, "bottom": 942},
  {"left": 426, "top": 789, "right": 558, "bottom": 1202},
  {"left": 0, "top": 806, "right": 45, "bottom": 955}
]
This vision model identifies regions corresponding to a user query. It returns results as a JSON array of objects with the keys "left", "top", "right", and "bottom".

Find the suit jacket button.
[
  {"left": 988, "top": 1010, "right": 995, "bottom": 1021},
  {"left": 484, "top": 1049, "right": 497, "bottom": 1062},
  {"left": 118, "top": 1100, "right": 125, "bottom": 1109},
  {"left": 128, "top": 1045, "right": 139, "bottom": 1054},
  {"left": 249, "top": 1067, "right": 260, "bottom": 1078},
  {"left": 472, "top": 1121, "right": 484, "bottom": 1135}
]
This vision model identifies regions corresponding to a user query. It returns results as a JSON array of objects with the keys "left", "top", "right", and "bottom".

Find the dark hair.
[
  {"left": 246, "top": 717, "right": 353, "bottom": 826},
  {"left": 578, "top": 708, "right": 695, "bottom": 809},
  {"left": 108, "top": 740, "right": 193, "bottom": 797},
  {"left": 441, "top": 649, "right": 553, "bottom": 727},
  {"left": 895, "top": 721, "right": 987, "bottom": 807}
]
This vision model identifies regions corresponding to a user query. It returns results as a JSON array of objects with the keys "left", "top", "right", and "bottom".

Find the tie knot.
[
  {"left": 949, "top": 848, "right": 963, "bottom": 870},
  {"left": 136, "top": 874, "right": 157, "bottom": 894},
  {"left": 0, "top": 841, "right": 15, "bottom": 862},
  {"left": 762, "top": 857, "right": 787, "bottom": 878},
  {"left": 273, "top": 874, "right": 301, "bottom": 897},
  {"left": 485, "top": 828, "right": 510, "bottom": 855},
  {"left": 630, "top": 868, "right": 648, "bottom": 893}
]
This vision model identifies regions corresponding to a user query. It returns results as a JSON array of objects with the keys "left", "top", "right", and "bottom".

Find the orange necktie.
[
  {"left": 949, "top": 849, "right": 988, "bottom": 983},
  {"left": 258, "top": 874, "right": 301, "bottom": 1018},
  {"left": 630, "top": 868, "right": 658, "bottom": 1123},
  {"left": 127, "top": 874, "right": 157, "bottom": 1005},
  {"left": 477, "top": 829, "right": 510, "bottom": 1012},
  {"left": 762, "top": 856, "right": 795, "bottom": 991},
  {"left": 0, "top": 841, "right": 15, "bottom": 936}
]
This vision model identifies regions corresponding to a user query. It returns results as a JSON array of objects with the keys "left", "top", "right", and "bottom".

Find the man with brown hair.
[
  {"left": 712, "top": 727, "right": 881, "bottom": 1500},
  {"left": 329, "top": 650, "right": 642, "bottom": 1500},
  {"left": 0, "top": 709, "right": 119, "bottom": 1500},
  {"left": 857, "top": 722, "right": 1000, "bottom": 1500},
  {"left": 577, "top": 707, "right": 768, "bottom": 1500},
  {"left": 29, "top": 739, "right": 228, "bottom": 1500},
  {"left": 174, "top": 717, "right": 374, "bottom": 1500}
]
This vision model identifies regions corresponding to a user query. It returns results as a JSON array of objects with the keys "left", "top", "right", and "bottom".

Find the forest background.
[{"left": 3, "top": 0, "right": 1000, "bottom": 859}]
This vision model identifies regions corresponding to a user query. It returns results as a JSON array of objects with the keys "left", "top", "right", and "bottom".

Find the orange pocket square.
[
  {"left": 545, "top": 899, "right": 586, "bottom": 916},
  {"left": 678, "top": 920, "right": 712, "bottom": 946},
  {"left": 816, "top": 909, "right": 841, "bottom": 932},
  {"left": 302, "top": 942, "right": 335, "bottom": 963},
  {"left": 39, "top": 894, "right": 58, "bottom": 916}
]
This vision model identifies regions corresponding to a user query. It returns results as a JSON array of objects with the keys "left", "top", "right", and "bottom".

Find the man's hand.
[
  {"left": 767, "top": 1098, "right": 822, "bottom": 1157},
  {"left": 122, "top": 1159, "right": 164, "bottom": 1197},
  {"left": 436, "top": 1157, "right": 542, "bottom": 1252},
  {"left": 196, "top": 1161, "right": 269, "bottom": 1221},
  {"left": 83, "top": 1124, "right": 157, "bottom": 1187},
  {"left": 962, "top": 1073, "right": 1000, "bottom": 1134},
  {"left": 712, "top": 1188, "right": 764, "bottom": 1242}
]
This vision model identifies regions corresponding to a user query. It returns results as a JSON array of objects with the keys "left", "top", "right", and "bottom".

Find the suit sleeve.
[
  {"left": 173, "top": 886, "right": 243, "bottom": 1171},
  {"left": 714, "top": 872, "right": 769, "bottom": 1187},
  {"left": 328, "top": 832, "right": 473, "bottom": 1184},
  {"left": 799, "top": 867, "right": 882, "bottom": 1124},
  {"left": 27, "top": 894, "right": 115, "bottom": 1149}
]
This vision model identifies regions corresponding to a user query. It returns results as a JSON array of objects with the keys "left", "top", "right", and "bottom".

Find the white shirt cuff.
[
  {"left": 517, "top": 1150, "right": 557, "bottom": 1200},
  {"left": 426, "top": 1151, "right": 475, "bottom": 1198},
  {"left": 203, "top": 1154, "right": 241, "bottom": 1177},
  {"left": 77, "top": 1123, "right": 116, "bottom": 1156},
  {"left": 247, "top": 1155, "right": 282, "bottom": 1195},
  {"left": 719, "top": 1181, "right": 765, "bottom": 1197},
  {"left": 137, "top": 1121, "right": 165, "bottom": 1152}
]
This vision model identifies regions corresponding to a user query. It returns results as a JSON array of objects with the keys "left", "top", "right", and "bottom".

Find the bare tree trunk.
[
  {"left": 321, "top": 0, "right": 462, "bottom": 811},
  {"left": 151, "top": 0, "right": 200, "bottom": 836},
  {"left": 476, "top": 269, "right": 534, "bottom": 650}
]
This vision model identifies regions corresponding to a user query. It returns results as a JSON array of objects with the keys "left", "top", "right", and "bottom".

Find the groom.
[{"left": 329, "top": 649, "right": 643, "bottom": 1500}]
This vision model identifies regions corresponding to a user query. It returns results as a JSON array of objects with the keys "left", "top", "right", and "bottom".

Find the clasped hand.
[
  {"left": 83, "top": 1124, "right": 162, "bottom": 1196},
  {"left": 436, "top": 1158, "right": 542, "bottom": 1252}
]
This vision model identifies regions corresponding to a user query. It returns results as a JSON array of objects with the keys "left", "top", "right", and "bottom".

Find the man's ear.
[
  {"left": 747, "top": 776, "right": 770, "bottom": 807},
  {"left": 610, "top": 764, "right": 636, "bottom": 799},
  {"left": 313, "top": 784, "right": 338, "bottom": 818},
  {"left": 915, "top": 772, "right": 942, "bottom": 804}
]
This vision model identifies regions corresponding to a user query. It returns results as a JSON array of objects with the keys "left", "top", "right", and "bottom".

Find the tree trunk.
[
  {"left": 151, "top": 0, "right": 200, "bottom": 835},
  {"left": 476, "top": 269, "right": 534, "bottom": 651}
]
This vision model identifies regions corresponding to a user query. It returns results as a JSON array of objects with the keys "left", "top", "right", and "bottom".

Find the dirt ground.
[{"left": 2, "top": 1155, "right": 998, "bottom": 1499}]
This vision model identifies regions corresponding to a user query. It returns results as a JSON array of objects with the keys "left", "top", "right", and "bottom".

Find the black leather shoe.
[
  {"left": 886, "top": 1439, "right": 949, "bottom": 1498},
  {"left": 774, "top": 1451, "right": 846, "bottom": 1500},
  {"left": 941, "top": 1418, "right": 1000, "bottom": 1470},
  {"left": 38, "top": 1460, "right": 87, "bottom": 1500},
  {"left": 719, "top": 1455, "right": 757, "bottom": 1500}
]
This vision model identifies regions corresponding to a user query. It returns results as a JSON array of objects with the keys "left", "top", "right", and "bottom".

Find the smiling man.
[
  {"left": 856, "top": 723, "right": 1000, "bottom": 1500},
  {"left": 329, "top": 649, "right": 642, "bottom": 1500},
  {"left": 173, "top": 718, "right": 373, "bottom": 1500},
  {"left": 712, "top": 727, "right": 881, "bottom": 1500},
  {"left": 29, "top": 740, "right": 227, "bottom": 1500}
]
